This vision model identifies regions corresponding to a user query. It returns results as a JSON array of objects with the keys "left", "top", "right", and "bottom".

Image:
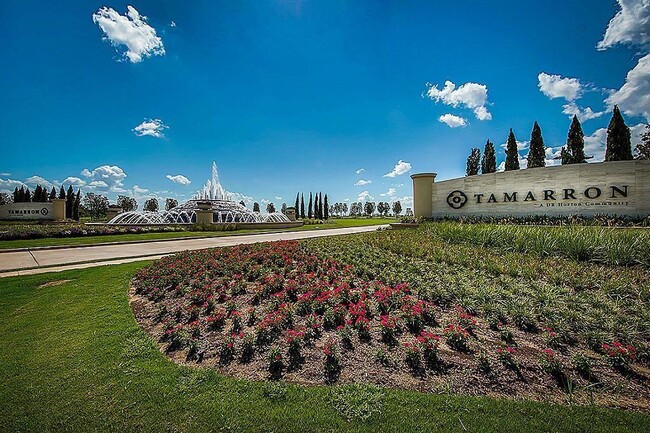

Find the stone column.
[
  {"left": 106, "top": 205, "right": 123, "bottom": 222},
  {"left": 52, "top": 198, "right": 66, "bottom": 222},
  {"left": 411, "top": 173, "right": 437, "bottom": 218},
  {"left": 195, "top": 202, "right": 214, "bottom": 225}
]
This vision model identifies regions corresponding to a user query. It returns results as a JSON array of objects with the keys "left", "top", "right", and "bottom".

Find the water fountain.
[{"left": 107, "top": 162, "right": 292, "bottom": 225}]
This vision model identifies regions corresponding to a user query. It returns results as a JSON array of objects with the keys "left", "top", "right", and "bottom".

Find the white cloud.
[
  {"left": 62, "top": 176, "right": 86, "bottom": 187},
  {"left": 166, "top": 174, "right": 191, "bottom": 185},
  {"left": 597, "top": 0, "right": 650, "bottom": 50},
  {"left": 391, "top": 195, "right": 413, "bottom": 207},
  {"left": 0, "top": 172, "right": 10, "bottom": 177},
  {"left": 25, "top": 175, "right": 53, "bottom": 189},
  {"left": 383, "top": 160, "right": 412, "bottom": 177},
  {"left": 355, "top": 168, "right": 365, "bottom": 174},
  {"left": 354, "top": 179, "right": 372, "bottom": 186},
  {"left": 538, "top": 72, "right": 583, "bottom": 101},
  {"left": 229, "top": 191, "right": 255, "bottom": 206},
  {"left": 170, "top": 21, "right": 177, "bottom": 28},
  {"left": 275, "top": 196, "right": 282, "bottom": 200},
  {"left": 92, "top": 6, "right": 165, "bottom": 63},
  {"left": 605, "top": 53, "right": 650, "bottom": 121},
  {"left": 261, "top": 199, "right": 271, "bottom": 204},
  {"left": 82, "top": 165, "right": 127, "bottom": 191},
  {"left": 380, "top": 187, "right": 397, "bottom": 197},
  {"left": 425, "top": 80, "right": 491, "bottom": 120},
  {"left": 134, "top": 119, "right": 168, "bottom": 138},
  {"left": 0, "top": 177, "right": 25, "bottom": 192},
  {"left": 357, "top": 190, "right": 373, "bottom": 201},
  {"left": 438, "top": 113, "right": 467, "bottom": 128},
  {"left": 500, "top": 140, "right": 529, "bottom": 152},
  {"left": 561, "top": 102, "right": 605, "bottom": 122}
]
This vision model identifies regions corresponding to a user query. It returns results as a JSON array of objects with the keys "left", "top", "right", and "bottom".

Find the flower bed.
[{"left": 130, "top": 238, "right": 650, "bottom": 411}]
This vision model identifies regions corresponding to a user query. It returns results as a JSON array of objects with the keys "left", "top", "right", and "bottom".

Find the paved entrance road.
[{"left": 0, "top": 225, "right": 386, "bottom": 278}]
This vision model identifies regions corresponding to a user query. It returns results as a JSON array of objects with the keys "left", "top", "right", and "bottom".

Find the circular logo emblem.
[
  {"left": 446, "top": 190, "right": 468, "bottom": 209},
  {"left": 40, "top": 207, "right": 49, "bottom": 216}
]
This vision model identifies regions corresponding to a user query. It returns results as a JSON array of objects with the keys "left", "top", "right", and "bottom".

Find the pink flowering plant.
[{"left": 602, "top": 341, "right": 636, "bottom": 370}]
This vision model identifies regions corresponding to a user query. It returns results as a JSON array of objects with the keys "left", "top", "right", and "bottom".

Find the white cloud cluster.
[
  {"left": 355, "top": 168, "right": 365, "bottom": 174},
  {"left": 92, "top": 6, "right": 165, "bottom": 63},
  {"left": 383, "top": 160, "right": 412, "bottom": 178},
  {"left": 354, "top": 179, "right": 371, "bottom": 186},
  {"left": 380, "top": 187, "right": 397, "bottom": 197},
  {"left": 605, "top": 54, "right": 650, "bottom": 120},
  {"left": 598, "top": 1, "right": 650, "bottom": 121},
  {"left": 0, "top": 177, "right": 25, "bottom": 192},
  {"left": 597, "top": 0, "right": 650, "bottom": 50},
  {"left": 81, "top": 165, "right": 127, "bottom": 192},
  {"left": 425, "top": 80, "right": 492, "bottom": 120},
  {"left": 537, "top": 73, "right": 583, "bottom": 101},
  {"left": 357, "top": 191, "right": 373, "bottom": 201},
  {"left": 133, "top": 119, "right": 168, "bottom": 138},
  {"left": 561, "top": 102, "right": 605, "bottom": 122},
  {"left": 438, "top": 113, "right": 467, "bottom": 128},
  {"left": 166, "top": 174, "right": 191, "bottom": 185},
  {"left": 25, "top": 175, "right": 54, "bottom": 189}
]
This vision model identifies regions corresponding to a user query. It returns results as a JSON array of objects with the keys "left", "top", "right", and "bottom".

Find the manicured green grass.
[
  {"left": 1, "top": 263, "right": 648, "bottom": 432},
  {"left": 0, "top": 218, "right": 390, "bottom": 250}
]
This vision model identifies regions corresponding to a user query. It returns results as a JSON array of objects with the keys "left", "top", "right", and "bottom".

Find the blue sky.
[{"left": 1, "top": 0, "right": 649, "bottom": 209}]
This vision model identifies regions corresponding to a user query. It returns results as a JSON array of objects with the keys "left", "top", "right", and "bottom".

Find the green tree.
[
  {"left": 281, "top": 203, "right": 287, "bottom": 214},
  {"left": 294, "top": 193, "right": 300, "bottom": 218},
  {"left": 605, "top": 105, "right": 633, "bottom": 161},
  {"left": 266, "top": 202, "right": 276, "bottom": 213},
  {"left": 634, "top": 124, "right": 650, "bottom": 160},
  {"left": 58, "top": 185, "right": 66, "bottom": 200},
  {"left": 49, "top": 187, "right": 57, "bottom": 202},
  {"left": 561, "top": 115, "right": 587, "bottom": 164},
  {"left": 323, "top": 194, "right": 329, "bottom": 220},
  {"left": 466, "top": 148, "right": 481, "bottom": 176},
  {"left": 481, "top": 140, "right": 497, "bottom": 174},
  {"left": 392, "top": 200, "right": 402, "bottom": 216},
  {"left": 66, "top": 185, "right": 74, "bottom": 218},
  {"left": 165, "top": 198, "right": 178, "bottom": 211},
  {"left": 24, "top": 187, "right": 32, "bottom": 202},
  {"left": 318, "top": 193, "right": 323, "bottom": 219},
  {"left": 117, "top": 195, "right": 138, "bottom": 212},
  {"left": 308, "top": 192, "right": 313, "bottom": 219},
  {"left": 0, "top": 192, "right": 10, "bottom": 205},
  {"left": 527, "top": 121, "right": 546, "bottom": 168},
  {"left": 34, "top": 185, "right": 43, "bottom": 202},
  {"left": 504, "top": 129, "right": 520, "bottom": 171},
  {"left": 364, "top": 201, "right": 376, "bottom": 217},
  {"left": 13, "top": 187, "right": 19, "bottom": 203},
  {"left": 300, "top": 193, "right": 305, "bottom": 219},
  {"left": 144, "top": 198, "right": 159, "bottom": 212},
  {"left": 73, "top": 189, "right": 81, "bottom": 221},
  {"left": 253, "top": 202, "right": 260, "bottom": 212},
  {"left": 82, "top": 193, "right": 109, "bottom": 220},
  {"left": 239, "top": 200, "right": 246, "bottom": 208}
]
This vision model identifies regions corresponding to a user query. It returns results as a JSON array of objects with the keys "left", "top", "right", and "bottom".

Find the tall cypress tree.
[
  {"left": 24, "top": 187, "right": 32, "bottom": 202},
  {"left": 562, "top": 115, "right": 587, "bottom": 164},
  {"left": 318, "top": 193, "right": 323, "bottom": 219},
  {"left": 505, "top": 129, "right": 520, "bottom": 171},
  {"left": 49, "top": 187, "right": 57, "bottom": 202},
  {"left": 59, "top": 185, "right": 66, "bottom": 199},
  {"left": 308, "top": 193, "right": 313, "bottom": 219},
  {"left": 300, "top": 193, "right": 305, "bottom": 219},
  {"left": 34, "top": 185, "right": 42, "bottom": 202},
  {"left": 66, "top": 185, "right": 74, "bottom": 218},
  {"left": 605, "top": 105, "right": 633, "bottom": 161},
  {"left": 466, "top": 148, "right": 481, "bottom": 176},
  {"left": 295, "top": 193, "right": 300, "bottom": 218},
  {"left": 13, "top": 187, "right": 19, "bottom": 203},
  {"left": 17, "top": 187, "right": 24, "bottom": 203},
  {"left": 527, "top": 121, "right": 546, "bottom": 168},
  {"left": 324, "top": 194, "right": 329, "bottom": 220},
  {"left": 481, "top": 140, "right": 496, "bottom": 174},
  {"left": 73, "top": 189, "right": 81, "bottom": 221},
  {"left": 315, "top": 193, "right": 320, "bottom": 219}
]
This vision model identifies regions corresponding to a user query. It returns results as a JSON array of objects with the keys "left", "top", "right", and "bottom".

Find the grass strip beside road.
[{"left": 0, "top": 218, "right": 391, "bottom": 250}]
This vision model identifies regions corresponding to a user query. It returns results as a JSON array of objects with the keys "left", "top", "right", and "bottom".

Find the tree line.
[
  {"left": 465, "top": 105, "right": 642, "bottom": 176},
  {"left": 294, "top": 192, "right": 330, "bottom": 220},
  {"left": 9, "top": 185, "right": 82, "bottom": 220}
]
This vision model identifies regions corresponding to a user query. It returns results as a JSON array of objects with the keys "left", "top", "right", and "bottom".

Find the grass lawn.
[
  {"left": 1, "top": 263, "right": 648, "bottom": 431},
  {"left": 0, "top": 218, "right": 390, "bottom": 250}
]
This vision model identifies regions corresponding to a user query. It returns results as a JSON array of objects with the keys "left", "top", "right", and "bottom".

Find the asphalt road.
[{"left": 0, "top": 225, "right": 386, "bottom": 277}]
